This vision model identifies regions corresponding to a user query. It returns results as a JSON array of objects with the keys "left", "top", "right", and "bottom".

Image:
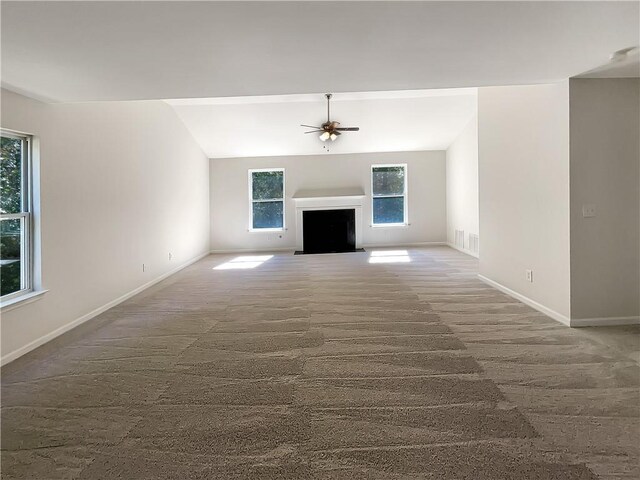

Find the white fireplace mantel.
[{"left": 292, "top": 188, "right": 365, "bottom": 251}]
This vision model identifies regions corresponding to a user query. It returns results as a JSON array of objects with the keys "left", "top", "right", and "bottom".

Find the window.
[
  {"left": 249, "top": 169, "right": 284, "bottom": 230},
  {"left": 371, "top": 164, "right": 407, "bottom": 226},
  {"left": 1, "top": 131, "right": 33, "bottom": 301}
]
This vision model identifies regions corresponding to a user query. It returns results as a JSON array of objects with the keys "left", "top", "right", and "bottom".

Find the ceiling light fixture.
[{"left": 319, "top": 131, "right": 330, "bottom": 141}]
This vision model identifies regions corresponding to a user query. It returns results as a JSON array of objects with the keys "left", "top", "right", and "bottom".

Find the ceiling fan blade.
[
  {"left": 304, "top": 130, "right": 324, "bottom": 134},
  {"left": 301, "top": 124, "right": 322, "bottom": 129},
  {"left": 335, "top": 127, "right": 360, "bottom": 131}
]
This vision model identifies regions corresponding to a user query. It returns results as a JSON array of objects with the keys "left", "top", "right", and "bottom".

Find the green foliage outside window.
[
  {"left": 0, "top": 261, "right": 21, "bottom": 296},
  {"left": 372, "top": 166, "right": 406, "bottom": 225},
  {"left": 252, "top": 171, "right": 283, "bottom": 200},
  {"left": 251, "top": 170, "right": 284, "bottom": 229},
  {"left": 372, "top": 166, "right": 405, "bottom": 196},
  {"left": 1, "top": 136, "right": 22, "bottom": 214},
  {"left": 1, "top": 136, "right": 24, "bottom": 296}
]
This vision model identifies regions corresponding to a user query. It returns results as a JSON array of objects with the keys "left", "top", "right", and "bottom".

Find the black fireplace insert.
[{"left": 301, "top": 209, "right": 356, "bottom": 254}]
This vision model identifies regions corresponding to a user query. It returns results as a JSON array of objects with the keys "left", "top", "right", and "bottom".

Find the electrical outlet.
[
  {"left": 582, "top": 204, "right": 596, "bottom": 218},
  {"left": 526, "top": 269, "right": 533, "bottom": 283}
]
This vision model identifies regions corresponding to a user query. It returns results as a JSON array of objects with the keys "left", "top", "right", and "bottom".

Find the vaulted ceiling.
[
  {"left": 166, "top": 89, "right": 477, "bottom": 158},
  {"left": 1, "top": 1, "right": 638, "bottom": 103}
]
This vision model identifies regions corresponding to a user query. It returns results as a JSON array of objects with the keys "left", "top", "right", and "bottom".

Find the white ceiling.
[
  {"left": 1, "top": 1, "right": 638, "bottom": 103},
  {"left": 166, "top": 88, "right": 477, "bottom": 158}
]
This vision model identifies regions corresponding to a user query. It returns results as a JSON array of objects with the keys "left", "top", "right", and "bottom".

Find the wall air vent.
[
  {"left": 469, "top": 233, "right": 479, "bottom": 254},
  {"left": 454, "top": 229, "right": 465, "bottom": 249}
]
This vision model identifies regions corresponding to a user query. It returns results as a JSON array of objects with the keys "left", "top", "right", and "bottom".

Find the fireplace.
[
  {"left": 303, "top": 209, "right": 356, "bottom": 254},
  {"left": 292, "top": 187, "right": 365, "bottom": 253}
]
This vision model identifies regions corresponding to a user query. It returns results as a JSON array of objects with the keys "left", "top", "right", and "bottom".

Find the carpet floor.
[{"left": 2, "top": 247, "right": 639, "bottom": 479}]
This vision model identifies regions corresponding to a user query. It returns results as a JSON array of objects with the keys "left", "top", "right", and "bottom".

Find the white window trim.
[
  {"left": 0, "top": 130, "right": 35, "bottom": 305},
  {"left": 248, "top": 168, "right": 285, "bottom": 232},
  {"left": 371, "top": 163, "right": 408, "bottom": 227}
]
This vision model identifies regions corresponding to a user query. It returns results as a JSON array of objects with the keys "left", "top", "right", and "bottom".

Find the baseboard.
[
  {"left": 209, "top": 247, "right": 294, "bottom": 254},
  {"left": 570, "top": 316, "right": 640, "bottom": 327},
  {"left": 1, "top": 251, "right": 211, "bottom": 366},
  {"left": 210, "top": 243, "right": 446, "bottom": 254},
  {"left": 478, "top": 274, "right": 571, "bottom": 327},
  {"left": 362, "top": 241, "right": 447, "bottom": 249},
  {"left": 446, "top": 242, "right": 479, "bottom": 258}
]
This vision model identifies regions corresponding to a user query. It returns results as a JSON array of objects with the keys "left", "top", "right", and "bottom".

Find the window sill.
[
  {"left": 371, "top": 223, "right": 409, "bottom": 228},
  {"left": 248, "top": 228, "right": 285, "bottom": 233},
  {"left": 0, "top": 289, "right": 48, "bottom": 313}
]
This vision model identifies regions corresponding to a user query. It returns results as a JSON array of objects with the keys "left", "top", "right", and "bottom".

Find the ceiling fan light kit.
[{"left": 301, "top": 93, "right": 360, "bottom": 145}]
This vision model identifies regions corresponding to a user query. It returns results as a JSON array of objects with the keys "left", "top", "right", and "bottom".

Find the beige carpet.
[{"left": 2, "top": 247, "right": 638, "bottom": 479}]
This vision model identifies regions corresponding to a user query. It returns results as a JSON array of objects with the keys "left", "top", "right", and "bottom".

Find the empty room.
[{"left": 1, "top": 1, "right": 639, "bottom": 479}]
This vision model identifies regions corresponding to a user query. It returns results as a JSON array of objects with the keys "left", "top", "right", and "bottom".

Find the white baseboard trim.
[
  {"left": 478, "top": 274, "right": 571, "bottom": 327},
  {"left": 570, "top": 316, "right": 640, "bottom": 327},
  {"left": 446, "top": 242, "right": 479, "bottom": 258},
  {"left": 210, "top": 243, "right": 446, "bottom": 254},
  {"left": 362, "top": 241, "right": 447, "bottom": 249},
  {"left": 209, "top": 247, "right": 294, "bottom": 254},
  {"left": 1, "top": 251, "right": 211, "bottom": 366}
]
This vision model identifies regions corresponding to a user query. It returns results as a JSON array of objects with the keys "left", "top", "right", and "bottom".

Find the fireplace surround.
[{"left": 292, "top": 187, "right": 365, "bottom": 253}]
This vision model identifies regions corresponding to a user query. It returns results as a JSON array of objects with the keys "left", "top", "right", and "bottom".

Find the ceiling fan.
[{"left": 301, "top": 93, "right": 360, "bottom": 142}]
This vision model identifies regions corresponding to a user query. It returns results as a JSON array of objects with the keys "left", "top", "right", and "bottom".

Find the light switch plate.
[{"left": 582, "top": 204, "right": 596, "bottom": 218}]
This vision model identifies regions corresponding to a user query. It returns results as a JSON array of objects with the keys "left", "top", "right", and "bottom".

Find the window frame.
[
  {"left": 1, "top": 130, "right": 34, "bottom": 303},
  {"left": 248, "top": 168, "right": 285, "bottom": 232},
  {"left": 371, "top": 163, "right": 408, "bottom": 227}
]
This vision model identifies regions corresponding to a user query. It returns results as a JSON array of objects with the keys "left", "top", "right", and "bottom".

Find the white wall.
[
  {"left": 210, "top": 151, "right": 446, "bottom": 251},
  {"left": 0, "top": 89, "right": 210, "bottom": 363},
  {"left": 446, "top": 113, "right": 479, "bottom": 256},
  {"left": 569, "top": 78, "right": 640, "bottom": 321},
  {"left": 478, "top": 82, "right": 571, "bottom": 321}
]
